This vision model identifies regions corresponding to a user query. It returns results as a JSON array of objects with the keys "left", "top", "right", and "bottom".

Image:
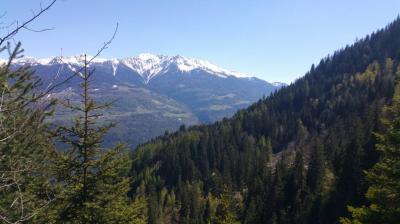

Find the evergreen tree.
[
  {"left": 334, "top": 119, "right": 365, "bottom": 218},
  {"left": 213, "top": 187, "right": 240, "bottom": 224},
  {"left": 41, "top": 54, "right": 147, "bottom": 223},
  {"left": 341, "top": 76, "right": 400, "bottom": 223},
  {"left": 306, "top": 141, "right": 325, "bottom": 194},
  {"left": 285, "top": 150, "right": 306, "bottom": 223},
  {"left": 0, "top": 43, "right": 56, "bottom": 223}
]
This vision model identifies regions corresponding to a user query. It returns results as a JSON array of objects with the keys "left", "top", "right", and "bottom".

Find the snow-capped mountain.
[
  {"left": 8, "top": 53, "right": 251, "bottom": 84},
  {"left": 3, "top": 53, "right": 284, "bottom": 148}
]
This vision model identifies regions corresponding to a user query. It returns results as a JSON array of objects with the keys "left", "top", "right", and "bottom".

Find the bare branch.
[
  {"left": 87, "top": 23, "right": 119, "bottom": 64},
  {"left": 0, "top": 0, "right": 57, "bottom": 46},
  {"left": 0, "top": 11, "right": 7, "bottom": 20},
  {"left": 0, "top": 21, "right": 16, "bottom": 31},
  {"left": 43, "top": 23, "right": 119, "bottom": 94},
  {"left": 22, "top": 26, "right": 55, "bottom": 33}
]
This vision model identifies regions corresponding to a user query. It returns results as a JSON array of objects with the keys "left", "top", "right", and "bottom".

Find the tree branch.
[
  {"left": 0, "top": 0, "right": 57, "bottom": 46},
  {"left": 43, "top": 23, "right": 119, "bottom": 95}
]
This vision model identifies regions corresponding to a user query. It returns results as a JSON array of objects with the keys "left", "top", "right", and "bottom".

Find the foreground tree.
[
  {"left": 341, "top": 75, "right": 400, "bottom": 223},
  {"left": 0, "top": 1, "right": 60, "bottom": 222},
  {"left": 0, "top": 43, "right": 56, "bottom": 223},
  {"left": 39, "top": 54, "right": 147, "bottom": 223}
]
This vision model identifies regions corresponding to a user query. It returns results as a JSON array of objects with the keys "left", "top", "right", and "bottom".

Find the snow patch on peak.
[
  {"left": 58, "top": 55, "right": 85, "bottom": 65},
  {"left": 119, "top": 54, "right": 250, "bottom": 82},
  {"left": 271, "top": 82, "right": 287, "bottom": 87},
  {"left": 10, "top": 56, "right": 53, "bottom": 65},
  {"left": 111, "top": 60, "right": 118, "bottom": 76},
  {"left": 137, "top": 53, "right": 165, "bottom": 61},
  {"left": 5, "top": 54, "right": 109, "bottom": 66},
  {"left": 120, "top": 55, "right": 170, "bottom": 84},
  {"left": 5, "top": 53, "right": 254, "bottom": 84},
  {"left": 56, "top": 55, "right": 108, "bottom": 65},
  {"left": 171, "top": 56, "right": 249, "bottom": 78}
]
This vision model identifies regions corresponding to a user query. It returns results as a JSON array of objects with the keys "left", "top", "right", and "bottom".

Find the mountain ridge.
[
  {"left": 5, "top": 53, "right": 283, "bottom": 147},
  {"left": 1, "top": 53, "right": 274, "bottom": 85}
]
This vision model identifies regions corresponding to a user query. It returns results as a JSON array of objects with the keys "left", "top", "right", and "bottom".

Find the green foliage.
[
  {"left": 213, "top": 187, "right": 241, "bottom": 224},
  {"left": 38, "top": 55, "right": 147, "bottom": 223},
  {"left": 130, "top": 18, "right": 400, "bottom": 223},
  {"left": 341, "top": 71, "right": 400, "bottom": 224},
  {"left": 0, "top": 43, "right": 56, "bottom": 223}
]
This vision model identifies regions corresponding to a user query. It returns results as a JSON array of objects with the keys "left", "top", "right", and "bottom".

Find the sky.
[{"left": 2, "top": 0, "right": 400, "bottom": 83}]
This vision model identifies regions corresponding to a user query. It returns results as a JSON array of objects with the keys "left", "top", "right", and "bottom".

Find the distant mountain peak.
[
  {"left": 136, "top": 53, "right": 166, "bottom": 61},
  {"left": 3, "top": 53, "right": 256, "bottom": 84},
  {"left": 120, "top": 53, "right": 251, "bottom": 81}
]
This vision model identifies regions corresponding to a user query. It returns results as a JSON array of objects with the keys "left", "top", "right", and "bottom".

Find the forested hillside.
[{"left": 129, "top": 18, "right": 400, "bottom": 223}]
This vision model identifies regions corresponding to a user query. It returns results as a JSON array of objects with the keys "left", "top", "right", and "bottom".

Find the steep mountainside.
[
  {"left": 129, "top": 18, "right": 400, "bottom": 223},
  {"left": 5, "top": 54, "right": 281, "bottom": 147}
]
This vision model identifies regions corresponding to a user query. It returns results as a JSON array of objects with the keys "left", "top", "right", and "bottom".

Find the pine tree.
[
  {"left": 213, "top": 187, "right": 240, "bottom": 224},
  {"left": 0, "top": 43, "right": 56, "bottom": 223},
  {"left": 258, "top": 136, "right": 272, "bottom": 164},
  {"left": 334, "top": 119, "right": 365, "bottom": 218},
  {"left": 341, "top": 75, "right": 400, "bottom": 223},
  {"left": 41, "top": 54, "right": 147, "bottom": 223},
  {"left": 306, "top": 141, "right": 325, "bottom": 194},
  {"left": 305, "top": 141, "right": 325, "bottom": 223},
  {"left": 285, "top": 150, "right": 306, "bottom": 223}
]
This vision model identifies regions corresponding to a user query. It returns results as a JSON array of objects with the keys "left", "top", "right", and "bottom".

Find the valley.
[
  {"left": 1, "top": 1, "right": 399, "bottom": 223},
  {"left": 7, "top": 54, "right": 282, "bottom": 147}
]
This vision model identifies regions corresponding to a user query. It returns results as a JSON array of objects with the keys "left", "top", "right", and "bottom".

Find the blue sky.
[{"left": 2, "top": 0, "right": 400, "bottom": 83}]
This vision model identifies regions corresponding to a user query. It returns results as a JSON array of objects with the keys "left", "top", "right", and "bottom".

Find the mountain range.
[{"left": 2, "top": 54, "right": 283, "bottom": 147}]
